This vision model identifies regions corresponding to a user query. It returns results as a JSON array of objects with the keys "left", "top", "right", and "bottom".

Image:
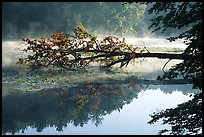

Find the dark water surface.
[{"left": 2, "top": 65, "right": 200, "bottom": 135}]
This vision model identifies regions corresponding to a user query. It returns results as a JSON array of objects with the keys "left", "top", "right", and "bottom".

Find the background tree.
[
  {"left": 108, "top": 2, "right": 146, "bottom": 36},
  {"left": 2, "top": 2, "right": 146, "bottom": 40}
]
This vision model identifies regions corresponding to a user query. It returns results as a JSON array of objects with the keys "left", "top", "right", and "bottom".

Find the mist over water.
[
  {"left": 124, "top": 37, "right": 187, "bottom": 48},
  {"left": 2, "top": 41, "right": 23, "bottom": 67}
]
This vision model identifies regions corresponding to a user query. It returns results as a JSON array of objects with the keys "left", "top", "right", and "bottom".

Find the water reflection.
[
  {"left": 2, "top": 80, "right": 198, "bottom": 135},
  {"left": 2, "top": 83, "right": 139, "bottom": 135},
  {"left": 2, "top": 54, "right": 200, "bottom": 135}
]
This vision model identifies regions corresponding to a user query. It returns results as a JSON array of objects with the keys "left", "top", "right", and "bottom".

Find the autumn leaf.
[
  {"left": 140, "top": 48, "right": 145, "bottom": 53},
  {"left": 133, "top": 47, "right": 138, "bottom": 51}
]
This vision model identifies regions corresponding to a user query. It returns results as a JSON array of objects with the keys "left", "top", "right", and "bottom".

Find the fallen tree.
[{"left": 17, "top": 23, "right": 200, "bottom": 71}]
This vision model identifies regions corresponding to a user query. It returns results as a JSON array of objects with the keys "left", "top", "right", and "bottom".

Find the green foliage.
[
  {"left": 148, "top": 92, "right": 202, "bottom": 135},
  {"left": 147, "top": 2, "right": 202, "bottom": 89},
  {"left": 74, "top": 23, "right": 92, "bottom": 39},
  {"left": 2, "top": 2, "right": 146, "bottom": 40},
  {"left": 146, "top": 2, "right": 202, "bottom": 135},
  {"left": 109, "top": 2, "right": 146, "bottom": 36}
]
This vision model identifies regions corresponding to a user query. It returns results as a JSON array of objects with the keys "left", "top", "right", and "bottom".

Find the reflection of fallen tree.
[
  {"left": 71, "top": 78, "right": 197, "bottom": 94},
  {"left": 74, "top": 78, "right": 193, "bottom": 86}
]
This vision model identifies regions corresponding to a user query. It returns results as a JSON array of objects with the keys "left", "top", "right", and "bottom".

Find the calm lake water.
[{"left": 2, "top": 40, "right": 200, "bottom": 135}]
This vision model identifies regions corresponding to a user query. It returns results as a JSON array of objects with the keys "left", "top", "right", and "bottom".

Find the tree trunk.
[{"left": 132, "top": 53, "right": 184, "bottom": 59}]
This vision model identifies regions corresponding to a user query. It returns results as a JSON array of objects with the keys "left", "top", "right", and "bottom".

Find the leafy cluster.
[
  {"left": 110, "top": 2, "right": 146, "bottom": 35},
  {"left": 147, "top": 2, "right": 202, "bottom": 89},
  {"left": 148, "top": 92, "right": 202, "bottom": 135},
  {"left": 146, "top": 2, "right": 202, "bottom": 135},
  {"left": 17, "top": 23, "right": 148, "bottom": 70}
]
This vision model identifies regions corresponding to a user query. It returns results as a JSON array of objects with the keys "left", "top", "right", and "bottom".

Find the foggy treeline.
[{"left": 2, "top": 2, "right": 191, "bottom": 41}]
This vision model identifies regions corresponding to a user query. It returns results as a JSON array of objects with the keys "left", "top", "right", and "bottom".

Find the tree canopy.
[
  {"left": 2, "top": 2, "right": 146, "bottom": 40},
  {"left": 145, "top": 2, "right": 202, "bottom": 135},
  {"left": 148, "top": 93, "right": 202, "bottom": 135},
  {"left": 146, "top": 2, "right": 202, "bottom": 89},
  {"left": 109, "top": 2, "right": 146, "bottom": 35}
]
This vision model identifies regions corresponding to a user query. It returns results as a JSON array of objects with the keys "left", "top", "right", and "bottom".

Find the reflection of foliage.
[
  {"left": 2, "top": 83, "right": 141, "bottom": 135},
  {"left": 148, "top": 92, "right": 202, "bottom": 135},
  {"left": 17, "top": 23, "right": 149, "bottom": 70}
]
